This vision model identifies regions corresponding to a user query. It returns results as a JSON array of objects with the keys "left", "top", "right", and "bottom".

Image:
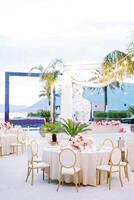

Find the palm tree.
[
  {"left": 87, "top": 69, "right": 123, "bottom": 112},
  {"left": 127, "top": 34, "right": 134, "bottom": 75},
  {"left": 30, "top": 59, "right": 63, "bottom": 123},
  {"left": 94, "top": 49, "right": 133, "bottom": 111},
  {"left": 102, "top": 50, "right": 127, "bottom": 110},
  {"left": 102, "top": 50, "right": 134, "bottom": 79},
  {"left": 102, "top": 50, "right": 127, "bottom": 80}
]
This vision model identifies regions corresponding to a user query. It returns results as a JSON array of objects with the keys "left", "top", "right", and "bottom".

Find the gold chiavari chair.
[
  {"left": 102, "top": 138, "right": 114, "bottom": 149},
  {"left": 25, "top": 141, "right": 50, "bottom": 185},
  {"left": 120, "top": 148, "right": 129, "bottom": 181},
  {"left": 30, "top": 140, "right": 42, "bottom": 163},
  {"left": 10, "top": 132, "right": 24, "bottom": 154},
  {"left": 96, "top": 147, "right": 123, "bottom": 190},
  {"left": 20, "top": 130, "right": 27, "bottom": 151},
  {"left": 57, "top": 148, "right": 81, "bottom": 192}
]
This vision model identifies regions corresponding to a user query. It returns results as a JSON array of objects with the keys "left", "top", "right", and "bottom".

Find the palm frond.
[
  {"left": 29, "top": 65, "right": 44, "bottom": 73},
  {"left": 61, "top": 118, "right": 89, "bottom": 137}
]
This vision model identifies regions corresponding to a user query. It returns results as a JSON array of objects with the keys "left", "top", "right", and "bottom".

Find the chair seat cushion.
[
  {"left": 30, "top": 162, "right": 50, "bottom": 169},
  {"left": 96, "top": 165, "right": 119, "bottom": 172},
  {"left": 120, "top": 161, "right": 127, "bottom": 166},
  {"left": 61, "top": 167, "right": 80, "bottom": 175},
  {"left": 33, "top": 158, "right": 42, "bottom": 163}
]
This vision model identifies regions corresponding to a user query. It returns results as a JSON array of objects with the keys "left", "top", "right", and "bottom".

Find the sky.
[{"left": 0, "top": 0, "right": 134, "bottom": 106}]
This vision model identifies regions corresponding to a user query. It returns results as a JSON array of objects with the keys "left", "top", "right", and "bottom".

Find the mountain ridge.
[{"left": 0, "top": 97, "right": 61, "bottom": 112}]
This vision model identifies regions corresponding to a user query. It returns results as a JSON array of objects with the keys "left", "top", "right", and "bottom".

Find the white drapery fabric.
[{"left": 60, "top": 63, "right": 117, "bottom": 120}]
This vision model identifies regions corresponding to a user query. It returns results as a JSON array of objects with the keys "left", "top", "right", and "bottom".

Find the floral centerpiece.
[
  {"left": 69, "top": 135, "right": 94, "bottom": 150},
  {"left": 0, "top": 122, "right": 13, "bottom": 129}
]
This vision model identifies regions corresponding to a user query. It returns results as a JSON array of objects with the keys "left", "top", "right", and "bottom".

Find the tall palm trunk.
[
  {"left": 50, "top": 86, "right": 54, "bottom": 123},
  {"left": 104, "top": 86, "right": 108, "bottom": 111}
]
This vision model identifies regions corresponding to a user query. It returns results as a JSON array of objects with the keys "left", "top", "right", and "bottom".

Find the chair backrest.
[
  {"left": 17, "top": 132, "right": 23, "bottom": 143},
  {"left": 27, "top": 145, "right": 33, "bottom": 162},
  {"left": 27, "top": 141, "right": 38, "bottom": 163},
  {"left": 110, "top": 147, "right": 121, "bottom": 165},
  {"left": 21, "top": 130, "right": 26, "bottom": 142},
  {"left": 102, "top": 138, "right": 114, "bottom": 148},
  {"left": 30, "top": 140, "right": 38, "bottom": 157},
  {"left": 59, "top": 148, "right": 76, "bottom": 168}
]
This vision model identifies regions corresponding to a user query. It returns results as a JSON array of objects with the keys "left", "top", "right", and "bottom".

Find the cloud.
[{"left": 0, "top": 0, "right": 133, "bottom": 70}]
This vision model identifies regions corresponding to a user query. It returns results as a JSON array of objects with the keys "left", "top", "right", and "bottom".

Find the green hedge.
[
  {"left": 93, "top": 111, "right": 107, "bottom": 118},
  {"left": 93, "top": 110, "right": 131, "bottom": 120},
  {"left": 28, "top": 110, "right": 51, "bottom": 122}
]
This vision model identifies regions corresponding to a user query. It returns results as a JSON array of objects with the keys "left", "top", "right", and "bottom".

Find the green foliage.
[
  {"left": 102, "top": 49, "right": 134, "bottom": 78},
  {"left": 128, "top": 33, "right": 134, "bottom": 54},
  {"left": 28, "top": 110, "right": 50, "bottom": 122},
  {"left": 102, "top": 50, "right": 127, "bottom": 69},
  {"left": 128, "top": 105, "right": 134, "bottom": 114},
  {"left": 38, "top": 110, "right": 50, "bottom": 118},
  {"left": 40, "top": 122, "right": 64, "bottom": 133},
  {"left": 61, "top": 118, "right": 89, "bottom": 137},
  {"left": 94, "top": 110, "right": 131, "bottom": 119},
  {"left": 30, "top": 59, "right": 63, "bottom": 123},
  {"left": 108, "top": 111, "right": 131, "bottom": 118},
  {"left": 93, "top": 111, "right": 107, "bottom": 118}
]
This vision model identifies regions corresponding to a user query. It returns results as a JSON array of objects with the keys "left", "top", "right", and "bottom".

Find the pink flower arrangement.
[
  {"left": 118, "top": 127, "right": 126, "bottom": 133},
  {"left": 90, "top": 120, "right": 120, "bottom": 126},
  {"left": 0, "top": 122, "right": 13, "bottom": 129},
  {"left": 69, "top": 135, "right": 93, "bottom": 150}
]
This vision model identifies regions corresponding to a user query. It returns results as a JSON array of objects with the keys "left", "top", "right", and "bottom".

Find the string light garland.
[{"left": 66, "top": 52, "right": 134, "bottom": 88}]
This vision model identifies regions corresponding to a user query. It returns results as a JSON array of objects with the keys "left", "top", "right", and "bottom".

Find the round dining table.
[{"left": 42, "top": 146, "right": 111, "bottom": 186}]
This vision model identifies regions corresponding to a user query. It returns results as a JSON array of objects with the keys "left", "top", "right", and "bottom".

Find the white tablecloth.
[
  {"left": 128, "top": 143, "right": 134, "bottom": 171},
  {"left": 42, "top": 147, "right": 111, "bottom": 186},
  {"left": 0, "top": 134, "right": 17, "bottom": 155}
]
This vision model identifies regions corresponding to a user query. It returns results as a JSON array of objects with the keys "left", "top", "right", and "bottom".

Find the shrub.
[
  {"left": 28, "top": 110, "right": 51, "bottom": 122},
  {"left": 93, "top": 111, "right": 107, "bottom": 118},
  {"left": 93, "top": 110, "right": 131, "bottom": 120},
  {"left": 108, "top": 110, "right": 131, "bottom": 118}
]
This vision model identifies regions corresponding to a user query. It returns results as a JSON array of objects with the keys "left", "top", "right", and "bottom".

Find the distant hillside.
[
  {"left": 19, "top": 97, "right": 61, "bottom": 113},
  {"left": 20, "top": 98, "right": 50, "bottom": 112}
]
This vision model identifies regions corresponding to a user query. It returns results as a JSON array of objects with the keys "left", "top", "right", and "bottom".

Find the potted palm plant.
[{"left": 61, "top": 118, "right": 89, "bottom": 137}]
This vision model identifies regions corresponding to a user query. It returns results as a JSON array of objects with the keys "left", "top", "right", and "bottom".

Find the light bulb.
[
  {"left": 123, "top": 60, "right": 127, "bottom": 65},
  {"left": 104, "top": 75, "right": 108, "bottom": 79},
  {"left": 131, "top": 57, "right": 134, "bottom": 61},
  {"left": 118, "top": 65, "right": 123, "bottom": 70}
]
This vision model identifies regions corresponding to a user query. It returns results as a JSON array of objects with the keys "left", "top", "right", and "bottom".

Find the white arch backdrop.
[{"left": 60, "top": 63, "right": 116, "bottom": 122}]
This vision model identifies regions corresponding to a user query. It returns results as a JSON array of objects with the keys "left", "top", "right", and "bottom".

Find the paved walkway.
[{"left": 0, "top": 153, "right": 134, "bottom": 200}]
